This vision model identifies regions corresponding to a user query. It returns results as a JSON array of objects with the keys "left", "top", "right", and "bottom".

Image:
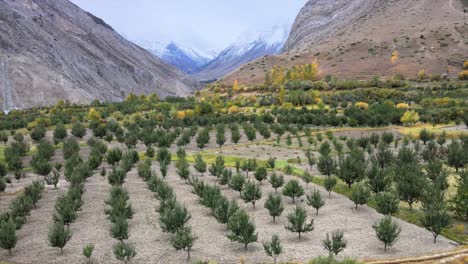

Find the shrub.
[
  {"left": 82, "top": 243, "right": 94, "bottom": 262},
  {"left": 282, "top": 179, "right": 304, "bottom": 203},
  {"left": 264, "top": 193, "right": 284, "bottom": 222},
  {"left": 322, "top": 230, "right": 347, "bottom": 257},
  {"left": 307, "top": 189, "right": 325, "bottom": 215},
  {"left": 241, "top": 181, "right": 262, "bottom": 209},
  {"left": 263, "top": 234, "right": 282, "bottom": 264},
  {"left": 171, "top": 226, "right": 197, "bottom": 261},
  {"left": 227, "top": 209, "right": 258, "bottom": 249},
  {"left": 285, "top": 205, "right": 314, "bottom": 239},
  {"left": 113, "top": 241, "right": 136, "bottom": 263},
  {"left": 48, "top": 221, "right": 72, "bottom": 254},
  {"left": 0, "top": 220, "right": 17, "bottom": 255},
  {"left": 373, "top": 216, "right": 401, "bottom": 251}
]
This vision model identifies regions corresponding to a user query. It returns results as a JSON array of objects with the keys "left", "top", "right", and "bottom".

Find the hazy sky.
[{"left": 70, "top": 0, "right": 307, "bottom": 53}]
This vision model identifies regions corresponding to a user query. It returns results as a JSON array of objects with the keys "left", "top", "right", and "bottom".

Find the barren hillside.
[
  {"left": 0, "top": 0, "right": 198, "bottom": 108},
  {"left": 221, "top": 0, "right": 468, "bottom": 85}
]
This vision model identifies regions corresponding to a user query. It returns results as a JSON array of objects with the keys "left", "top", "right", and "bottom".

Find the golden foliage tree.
[{"left": 400, "top": 110, "right": 420, "bottom": 125}]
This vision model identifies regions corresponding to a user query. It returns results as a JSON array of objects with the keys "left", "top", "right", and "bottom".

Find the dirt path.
[{"left": 123, "top": 169, "right": 175, "bottom": 264}]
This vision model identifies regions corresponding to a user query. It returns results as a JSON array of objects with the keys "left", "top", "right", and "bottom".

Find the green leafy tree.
[
  {"left": 263, "top": 234, "right": 283, "bottom": 264},
  {"left": 421, "top": 191, "right": 451, "bottom": 243},
  {"left": 394, "top": 164, "right": 426, "bottom": 210},
  {"left": 318, "top": 155, "right": 336, "bottom": 177},
  {"left": 447, "top": 141, "right": 465, "bottom": 172},
  {"left": 196, "top": 128, "right": 210, "bottom": 149},
  {"left": 30, "top": 124, "right": 47, "bottom": 141},
  {"left": 322, "top": 230, "right": 347, "bottom": 257},
  {"left": 82, "top": 243, "right": 94, "bottom": 263},
  {"left": 282, "top": 179, "right": 304, "bottom": 203},
  {"left": 229, "top": 173, "right": 246, "bottom": 194},
  {"left": 63, "top": 138, "right": 80, "bottom": 160},
  {"left": 324, "top": 176, "right": 337, "bottom": 198},
  {"left": 338, "top": 149, "right": 366, "bottom": 188},
  {"left": 106, "top": 148, "right": 123, "bottom": 166},
  {"left": 193, "top": 154, "right": 207, "bottom": 176},
  {"left": 373, "top": 216, "right": 401, "bottom": 252},
  {"left": 264, "top": 193, "right": 284, "bottom": 222},
  {"left": 231, "top": 125, "right": 241, "bottom": 144},
  {"left": 48, "top": 221, "right": 72, "bottom": 254},
  {"left": 254, "top": 166, "right": 268, "bottom": 184},
  {"left": 366, "top": 165, "right": 390, "bottom": 193},
  {"left": 419, "top": 129, "right": 433, "bottom": 145},
  {"left": 0, "top": 220, "right": 16, "bottom": 255},
  {"left": 113, "top": 241, "right": 136, "bottom": 264},
  {"left": 53, "top": 194, "right": 77, "bottom": 227},
  {"left": 159, "top": 203, "right": 191, "bottom": 233},
  {"left": 241, "top": 181, "right": 262, "bottom": 209},
  {"left": 449, "top": 171, "right": 468, "bottom": 221},
  {"left": 307, "top": 189, "right": 325, "bottom": 215},
  {"left": 216, "top": 124, "right": 226, "bottom": 147},
  {"left": 54, "top": 123, "right": 67, "bottom": 141},
  {"left": 110, "top": 217, "right": 129, "bottom": 241},
  {"left": 269, "top": 173, "right": 284, "bottom": 193},
  {"left": 227, "top": 209, "right": 258, "bottom": 250},
  {"left": 171, "top": 226, "right": 197, "bottom": 261},
  {"left": 374, "top": 190, "right": 400, "bottom": 216},
  {"left": 71, "top": 122, "right": 86, "bottom": 138},
  {"left": 285, "top": 205, "right": 314, "bottom": 239},
  {"left": 350, "top": 182, "right": 371, "bottom": 209}
]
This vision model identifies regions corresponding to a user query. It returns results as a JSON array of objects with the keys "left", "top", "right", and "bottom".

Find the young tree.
[
  {"left": 285, "top": 205, "right": 314, "bottom": 239},
  {"left": 421, "top": 193, "right": 450, "bottom": 243},
  {"left": 447, "top": 141, "right": 465, "bottom": 172},
  {"left": 324, "top": 176, "right": 337, "bottom": 198},
  {"left": 263, "top": 234, "right": 283, "bottom": 264},
  {"left": 282, "top": 179, "right": 304, "bottom": 203},
  {"left": 366, "top": 165, "right": 390, "bottom": 194},
  {"left": 394, "top": 164, "right": 426, "bottom": 210},
  {"left": 264, "top": 193, "right": 284, "bottom": 222},
  {"left": 82, "top": 243, "right": 94, "bottom": 263},
  {"left": 337, "top": 149, "right": 366, "bottom": 188},
  {"left": 350, "top": 182, "right": 371, "bottom": 209},
  {"left": 317, "top": 155, "right": 336, "bottom": 177},
  {"left": 54, "top": 123, "right": 68, "bottom": 142},
  {"left": 106, "top": 148, "right": 123, "bottom": 166},
  {"left": 307, "top": 189, "right": 325, "bottom": 215},
  {"left": 110, "top": 217, "right": 129, "bottom": 241},
  {"left": 373, "top": 216, "right": 401, "bottom": 252},
  {"left": 53, "top": 195, "right": 77, "bottom": 227},
  {"left": 374, "top": 191, "right": 400, "bottom": 216},
  {"left": 229, "top": 173, "right": 246, "bottom": 194},
  {"left": 113, "top": 241, "right": 136, "bottom": 264},
  {"left": 159, "top": 203, "right": 191, "bottom": 234},
  {"left": 176, "top": 158, "right": 190, "bottom": 183},
  {"left": 322, "top": 230, "right": 347, "bottom": 257},
  {"left": 216, "top": 124, "right": 226, "bottom": 148},
  {"left": 71, "top": 121, "right": 86, "bottom": 138},
  {"left": 227, "top": 209, "right": 258, "bottom": 250},
  {"left": 0, "top": 220, "right": 16, "bottom": 255},
  {"left": 254, "top": 166, "right": 268, "bottom": 184},
  {"left": 193, "top": 154, "right": 207, "bottom": 176},
  {"left": 48, "top": 221, "right": 72, "bottom": 254},
  {"left": 269, "top": 173, "right": 284, "bottom": 193},
  {"left": 196, "top": 128, "right": 210, "bottom": 149},
  {"left": 241, "top": 181, "right": 262, "bottom": 209},
  {"left": 231, "top": 125, "right": 241, "bottom": 144},
  {"left": 449, "top": 171, "right": 468, "bottom": 221},
  {"left": 171, "top": 226, "right": 197, "bottom": 261},
  {"left": 419, "top": 129, "right": 433, "bottom": 145}
]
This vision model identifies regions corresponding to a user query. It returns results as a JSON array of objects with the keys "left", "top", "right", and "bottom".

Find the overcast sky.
[{"left": 70, "top": 0, "right": 307, "bottom": 53}]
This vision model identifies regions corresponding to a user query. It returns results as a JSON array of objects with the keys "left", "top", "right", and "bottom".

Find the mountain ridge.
[{"left": 0, "top": 0, "right": 198, "bottom": 109}]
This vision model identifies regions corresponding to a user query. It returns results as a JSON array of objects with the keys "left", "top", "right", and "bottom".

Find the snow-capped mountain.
[
  {"left": 135, "top": 41, "right": 215, "bottom": 74},
  {"left": 193, "top": 25, "right": 289, "bottom": 81}
]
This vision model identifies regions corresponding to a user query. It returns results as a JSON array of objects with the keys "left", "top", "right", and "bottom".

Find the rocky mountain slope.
[
  {"left": 193, "top": 26, "right": 288, "bottom": 82},
  {"left": 221, "top": 0, "right": 468, "bottom": 85},
  {"left": 0, "top": 0, "right": 198, "bottom": 109}
]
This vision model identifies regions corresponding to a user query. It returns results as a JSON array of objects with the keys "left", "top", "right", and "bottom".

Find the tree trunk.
[
  {"left": 433, "top": 234, "right": 438, "bottom": 244},
  {"left": 292, "top": 197, "right": 295, "bottom": 204},
  {"left": 187, "top": 249, "right": 191, "bottom": 261},
  {"left": 384, "top": 244, "right": 387, "bottom": 252},
  {"left": 316, "top": 209, "right": 319, "bottom": 216},
  {"left": 244, "top": 243, "right": 248, "bottom": 250},
  {"left": 298, "top": 232, "right": 301, "bottom": 240},
  {"left": 328, "top": 191, "right": 331, "bottom": 198},
  {"left": 253, "top": 202, "right": 256, "bottom": 209},
  {"left": 274, "top": 256, "right": 277, "bottom": 264},
  {"left": 60, "top": 247, "right": 63, "bottom": 255},
  {"left": 273, "top": 216, "right": 276, "bottom": 223},
  {"left": 9, "top": 248, "right": 12, "bottom": 255}
]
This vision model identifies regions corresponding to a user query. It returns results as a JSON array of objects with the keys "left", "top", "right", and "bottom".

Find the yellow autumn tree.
[
  {"left": 400, "top": 110, "right": 420, "bottom": 125},
  {"left": 87, "top": 108, "right": 101, "bottom": 122},
  {"left": 396, "top": 103, "right": 410, "bottom": 109},
  {"left": 278, "top": 86, "right": 286, "bottom": 104},
  {"left": 232, "top": 80, "right": 240, "bottom": 92},
  {"left": 390, "top": 50, "right": 399, "bottom": 64},
  {"left": 355, "top": 102, "right": 369, "bottom": 110}
]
